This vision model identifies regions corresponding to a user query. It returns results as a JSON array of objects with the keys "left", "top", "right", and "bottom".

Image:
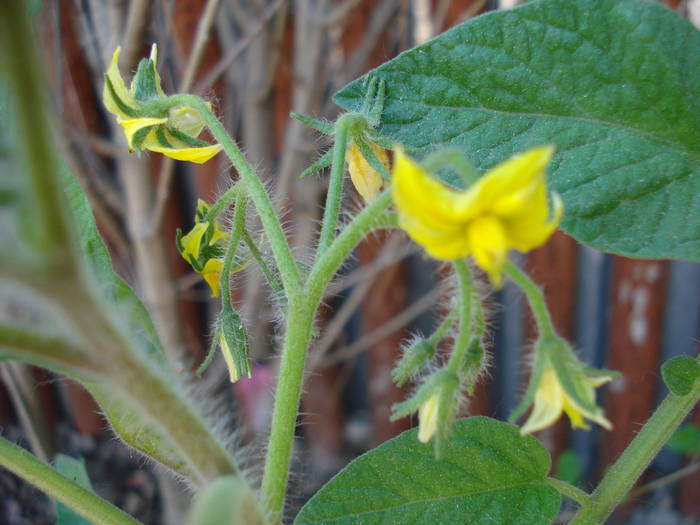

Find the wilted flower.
[
  {"left": 347, "top": 141, "right": 389, "bottom": 202},
  {"left": 392, "top": 146, "right": 562, "bottom": 286},
  {"left": 103, "top": 44, "right": 221, "bottom": 164},
  {"left": 176, "top": 200, "right": 231, "bottom": 297},
  {"left": 520, "top": 362, "right": 613, "bottom": 435}
]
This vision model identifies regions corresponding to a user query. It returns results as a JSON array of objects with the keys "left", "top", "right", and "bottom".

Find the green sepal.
[
  {"left": 290, "top": 112, "right": 334, "bottom": 136},
  {"left": 354, "top": 135, "right": 389, "bottom": 180},
  {"left": 167, "top": 127, "right": 210, "bottom": 147},
  {"left": 662, "top": 356, "right": 700, "bottom": 396},
  {"left": 433, "top": 372, "right": 460, "bottom": 458},
  {"left": 391, "top": 368, "right": 457, "bottom": 421},
  {"left": 132, "top": 57, "right": 160, "bottom": 103},
  {"left": 391, "top": 338, "right": 436, "bottom": 387},
  {"left": 103, "top": 75, "right": 140, "bottom": 117},
  {"left": 548, "top": 339, "right": 604, "bottom": 417},
  {"left": 175, "top": 228, "right": 184, "bottom": 253},
  {"left": 220, "top": 306, "right": 250, "bottom": 380},
  {"left": 131, "top": 125, "right": 154, "bottom": 151},
  {"left": 299, "top": 148, "right": 333, "bottom": 179},
  {"left": 155, "top": 126, "right": 172, "bottom": 147}
]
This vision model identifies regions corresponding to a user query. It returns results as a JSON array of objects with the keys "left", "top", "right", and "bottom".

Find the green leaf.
[
  {"left": 666, "top": 423, "right": 700, "bottom": 456},
  {"left": 295, "top": 417, "right": 560, "bottom": 525},
  {"left": 334, "top": 0, "right": 700, "bottom": 260},
  {"left": 661, "top": 356, "right": 700, "bottom": 396},
  {"left": 54, "top": 454, "right": 94, "bottom": 525},
  {"left": 60, "top": 163, "right": 166, "bottom": 366}
]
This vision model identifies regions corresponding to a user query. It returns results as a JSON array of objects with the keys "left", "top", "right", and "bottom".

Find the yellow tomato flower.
[
  {"left": 347, "top": 141, "right": 389, "bottom": 202},
  {"left": 103, "top": 44, "right": 222, "bottom": 164},
  {"left": 520, "top": 365, "right": 612, "bottom": 436},
  {"left": 392, "top": 146, "right": 563, "bottom": 286},
  {"left": 177, "top": 200, "right": 230, "bottom": 297},
  {"left": 418, "top": 393, "right": 440, "bottom": 443}
]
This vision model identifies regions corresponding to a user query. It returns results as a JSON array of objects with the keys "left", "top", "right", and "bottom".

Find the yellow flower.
[
  {"left": 418, "top": 394, "right": 440, "bottom": 443},
  {"left": 219, "top": 332, "right": 252, "bottom": 383},
  {"left": 347, "top": 142, "right": 389, "bottom": 202},
  {"left": 103, "top": 45, "right": 222, "bottom": 164},
  {"left": 520, "top": 365, "right": 612, "bottom": 435},
  {"left": 392, "top": 146, "right": 562, "bottom": 286},
  {"left": 177, "top": 200, "right": 230, "bottom": 297}
]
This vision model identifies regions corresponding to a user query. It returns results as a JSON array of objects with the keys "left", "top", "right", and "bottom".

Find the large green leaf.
[
  {"left": 295, "top": 417, "right": 560, "bottom": 525},
  {"left": 334, "top": 0, "right": 700, "bottom": 260}
]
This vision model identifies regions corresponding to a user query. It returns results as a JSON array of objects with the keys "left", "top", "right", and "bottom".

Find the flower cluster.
[
  {"left": 176, "top": 200, "right": 230, "bottom": 297},
  {"left": 103, "top": 44, "right": 221, "bottom": 164},
  {"left": 392, "top": 146, "right": 562, "bottom": 286}
]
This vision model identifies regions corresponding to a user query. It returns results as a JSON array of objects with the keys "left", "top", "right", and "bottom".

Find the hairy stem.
[
  {"left": 261, "top": 191, "right": 394, "bottom": 521},
  {"left": 170, "top": 95, "right": 302, "bottom": 299},
  {"left": 0, "top": 436, "right": 141, "bottom": 525},
  {"left": 571, "top": 368, "right": 700, "bottom": 524},
  {"left": 504, "top": 261, "right": 556, "bottom": 339},
  {"left": 317, "top": 114, "right": 351, "bottom": 256}
]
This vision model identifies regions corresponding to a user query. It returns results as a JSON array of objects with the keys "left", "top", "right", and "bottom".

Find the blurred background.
[{"left": 1, "top": 0, "right": 699, "bottom": 523}]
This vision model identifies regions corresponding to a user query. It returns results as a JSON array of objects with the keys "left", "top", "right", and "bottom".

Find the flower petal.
[
  {"left": 146, "top": 143, "right": 222, "bottom": 164},
  {"left": 393, "top": 148, "right": 470, "bottom": 226},
  {"left": 505, "top": 192, "right": 563, "bottom": 252},
  {"left": 347, "top": 142, "right": 386, "bottom": 202},
  {"left": 201, "top": 258, "right": 223, "bottom": 297},
  {"left": 520, "top": 367, "right": 565, "bottom": 435},
  {"left": 117, "top": 117, "right": 168, "bottom": 150},
  {"left": 467, "top": 216, "right": 508, "bottom": 286},
  {"left": 467, "top": 145, "right": 554, "bottom": 215},
  {"left": 180, "top": 222, "right": 208, "bottom": 261}
]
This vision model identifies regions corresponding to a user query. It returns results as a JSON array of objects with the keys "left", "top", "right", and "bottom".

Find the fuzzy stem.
[
  {"left": 306, "top": 191, "right": 394, "bottom": 305},
  {"left": 446, "top": 260, "right": 474, "bottom": 375},
  {"left": 170, "top": 95, "right": 302, "bottom": 300},
  {"left": 317, "top": 114, "right": 351, "bottom": 256},
  {"left": 570, "top": 369, "right": 700, "bottom": 524},
  {"left": 260, "top": 299, "right": 315, "bottom": 522},
  {"left": 261, "top": 191, "right": 394, "bottom": 521},
  {"left": 504, "top": 261, "right": 556, "bottom": 339},
  {"left": 0, "top": 436, "right": 141, "bottom": 525},
  {"left": 545, "top": 478, "right": 590, "bottom": 506}
]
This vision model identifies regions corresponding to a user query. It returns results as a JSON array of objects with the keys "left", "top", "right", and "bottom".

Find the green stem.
[
  {"left": 317, "top": 114, "right": 351, "bottom": 256},
  {"left": 242, "top": 230, "right": 284, "bottom": 300},
  {"left": 446, "top": 260, "right": 473, "bottom": 375},
  {"left": 261, "top": 191, "right": 394, "bottom": 521},
  {"left": 428, "top": 309, "right": 458, "bottom": 347},
  {"left": 260, "top": 299, "right": 315, "bottom": 522},
  {"left": 307, "top": 191, "right": 394, "bottom": 305},
  {"left": 171, "top": 95, "right": 302, "bottom": 299},
  {"left": 0, "top": 436, "right": 141, "bottom": 525},
  {"left": 571, "top": 374, "right": 700, "bottom": 524},
  {"left": 203, "top": 182, "right": 243, "bottom": 223},
  {"left": 504, "top": 261, "right": 556, "bottom": 339},
  {"left": 220, "top": 191, "right": 247, "bottom": 302},
  {"left": 545, "top": 478, "right": 590, "bottom": 506}
]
